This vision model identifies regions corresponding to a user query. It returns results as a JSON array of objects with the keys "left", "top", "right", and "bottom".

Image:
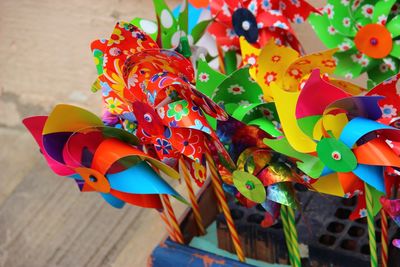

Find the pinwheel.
[
  {"left": 23, "top": 104, "right": 183, "bottom": 207},
  {"left": 91, "top": 20, "right": 246, "bottom": 259},
  {"left": 131, "top": 0, "right": 215, "bottom": 60},
  {"left": 264, "top": 69, "right": 400, "bottom": 267},
  {"left": 196, "top": 50, "right": 306, "bottom": 266},
  {"left": 240, "top": 37, "right": 366, "bottom": 101},
  {"left": 196, "top": 57, "right": 281, "bottom": 136},
  {"left": 209, "top": 0, "right": 317, "bottom": 51},
  {"left": 309, "top": 0, "right": 400, "bottom": 88},
  {"left": 22, "top": 105, "right": 192, "bottom": 243},
  {"left": 208, "top": 0, "right": 317, "bottom": 68}
]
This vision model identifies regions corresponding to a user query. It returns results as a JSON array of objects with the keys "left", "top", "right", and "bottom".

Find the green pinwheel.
[
  {"left": 196, "top": 58, "right": 281, "bottom": 137},
  {"left": 309, "top": 0, "right": 400, "bottom": 88}
]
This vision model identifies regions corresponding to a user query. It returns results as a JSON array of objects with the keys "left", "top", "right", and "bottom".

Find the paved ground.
[{"left": 0, "top": 1, "right": 363, "bottom": 266}]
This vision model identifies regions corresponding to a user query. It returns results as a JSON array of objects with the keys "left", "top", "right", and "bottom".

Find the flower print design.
[
  {"left": 101, "top": 82, "right": 112, "bottom": 97},
  {"left": 244, "top": 54, "right": 257, "bottom": 65},
  {"left": 361, "top": 5, "right": 374, "bottom": 19},
  {"left": 381, "top": 104, "right": 397, "bottom": 118},
  {"left": 193, "top": 119, "right": 211, "bottom": 134},
  {"left": 377, "top": 15, "right": 387, "bottom": 25},
  {"left": 338, "top": 42, "right": 351, "bottom": 51},
  {"left": 271, "top": 55, "right": 281, "bottom": 63},
  {"left": 128, "top": 73, "right": 139, "bottom": 88},
  {"left": 358, "top": 208, "right": 367, "bottom": 217},
  {"left": 261, "top": 0, "right": 271, "bottom": 10},
  {"left": 288, "top": 68, "right": 303, "bottom": 79},
  {"left": 108, "top": 28, "right": 125, "bottom": 46},
  {"left": 155, "top": 138, "right": 173, "bottom": 155},
  {"left": 198, "top": 72, "right": 209, "bottom": 82},
  {"left": 264, "top": 72, "right": 278, "bottom": 85},
  {"left": 322, "top": 59, "right": 336, "bottom": 68},
  {"left": 192, "top": 162, "right": 207, "bottom": 185},
  {"left": 175, "top": 131, "right": 201, "bottom": 158},
  {"left": 293, "top": 14, "right": 304, "bottom": 23},
  {"left": 166, "top": 100, "right": 190, "bottom": 121},
  {"left": 105, "top": 97, "right": 123, "bottom": 114},
  {"left": 150, "top": 72, "right": 168, "bottom": 82},
  {"left": 342, "top": 17, "right": 351, "bottom": 28},
  {"left": 227, "top": 84, "right": 245, "bottom": 95},
  {"left": 310, "top": 0, "right": 400, "bottom": 86},
  {"left": 260, "top": 107, "right": 275, "bottom": 120},
  {"left": 323, "top": 4, "right": 334, "bottom": 19},
  {"left": 238, "top": 100, "right": 250, "bottom": 107},
  {"left": 327, "top": 25, "right": 336, "bottom": 35}
]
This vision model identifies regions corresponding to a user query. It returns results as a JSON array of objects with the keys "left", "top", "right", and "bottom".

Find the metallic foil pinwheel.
[
  {"left": 23, "top": 104, "right": 183, "bottom": 209},
  {"left": 309, "top": 0, "right": 400, "bottom": 88}
]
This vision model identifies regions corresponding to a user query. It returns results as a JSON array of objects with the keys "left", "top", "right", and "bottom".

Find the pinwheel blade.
[
  {"left": 107, "top": 161, "right": 185, "bottom": 202},
  {"left": 352, "top": 164, "right": 385, "bottom": 193}
]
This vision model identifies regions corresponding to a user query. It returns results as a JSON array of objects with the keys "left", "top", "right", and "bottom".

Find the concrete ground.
[{"left": 0, "top": 1, "right": 361, "bottom": 266}]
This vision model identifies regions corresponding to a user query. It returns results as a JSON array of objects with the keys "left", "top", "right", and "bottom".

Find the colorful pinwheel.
[
  {"left": 309, "top": 0, "right": 400, "bottom": 88},
  {"left": 22, "top": 104, "right": 183, "bottom": 209},
  {"left": 196, "top": 56, "right": 280, "bottom": 135},
  {"left": 208, "top": 0, "right": 317, "bottom": 53},
  {"left": 264, "top": 70, "right": 400, "bottom": 213}
]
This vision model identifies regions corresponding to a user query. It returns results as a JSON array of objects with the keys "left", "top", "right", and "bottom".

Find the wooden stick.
[
  {"left": 365, "top": 183, "right": 378, "bottom": 267},
  {"left": 280, "top": 205, "right": 295, "bottom": 266},
  {"left": 205, "top": 152, "right": 246, "bottom": 262},
  {"left": 158, "top": 208, "right": 177, "bottom": 242},
  {"left": 161, "top": 194, "right": 184, "bottom": 244},
  {"left": 380, "top": 209, "right": 388, "bottom": 267},
  {"left": 180, "top": 158, "right": 206, "bottom": 235}
]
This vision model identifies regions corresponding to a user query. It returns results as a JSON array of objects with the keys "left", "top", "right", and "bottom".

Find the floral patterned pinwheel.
[
  {"left": 91, "top": 21, "right": 233, "bottom": 186},
  {"left": 265, "top": 69, "right": 400, "bottom": 217},
  {"left": 309, "top": 0, "right": 400, "bottom": 88},
  {"left": 208, "top": 0, "right": 317, "bottom": 52},
  {"left": 196, "top": 56, "right": 281, "bottom": 137},
  {"left": 240, "top": 37, "right": 367, "bottom": 101},
  {"left": 23, "top": 104, "right": 183, "bottom": 209},
  {"left": 91, "top": 22, "right": 227, "bottom": 121}
]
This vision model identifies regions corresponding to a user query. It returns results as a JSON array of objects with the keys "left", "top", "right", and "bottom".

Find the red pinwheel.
[
  {"left": 208, "top": 0, "right": 317, "bottom": 52},
  {"left": 91, "top": 21, "right": 233, "bottom": 186}
]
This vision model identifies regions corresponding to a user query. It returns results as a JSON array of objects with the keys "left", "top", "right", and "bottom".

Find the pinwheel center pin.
[
  {"left": 354, "top": 24, "right": 393, "bottom": 59},
  {"left": 316, "top": 138, "right": 357, "bottom": 173},
  {"left": 331, "top": 151, "right": 341, "bottom": 161},
  {"left": 245, "top": 181, "right": 255, "bottom": 190},
  {"left": 75, "top": 167, "right": 111, "bottom": 193},
  {"left": 233, "top": 170, "right": 266, "bottom": 203},
  {"left": 232, "top": 8, "right": 259, "bottom": 44}
]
